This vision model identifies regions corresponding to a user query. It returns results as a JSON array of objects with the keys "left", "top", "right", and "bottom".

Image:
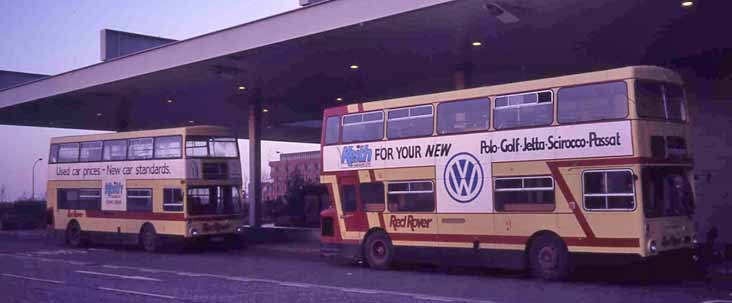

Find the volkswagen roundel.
[{"left": 443, "top": 152, "right": 484, "bottom": 203}]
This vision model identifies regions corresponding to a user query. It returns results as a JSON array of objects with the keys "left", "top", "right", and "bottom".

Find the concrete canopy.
[{"left": 0, "top": 0, "right": 728, "bottom": 143}]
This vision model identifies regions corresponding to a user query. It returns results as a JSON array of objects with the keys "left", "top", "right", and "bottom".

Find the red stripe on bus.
[
  {"left": 86, "top": 211, "right": 184, "bottom": 221},
  {"left": 547, "top": 163, "right": 596, "bottom": 239},
  {"left": 546, "top": 156, "right": 692, "bottom": 240}
]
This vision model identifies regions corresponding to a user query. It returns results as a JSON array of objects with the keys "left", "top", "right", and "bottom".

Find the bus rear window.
[
  {"left": 642, "top": 167, "right": 694, "bottom": 217},
  {"left": 636, "top": 81, "right": 687, "bottom": 122},
  {"left": 558, "top": 81, "right": 628, "bottom": 124},
  {"left": 187, "top": 186, "right": 241, "bottom": 215},
  {"left": 185, "top": 137, "right": 239, "bottom": 158},
  {"left": 342, "top": 111, "right": 384, "bottom": 143}
]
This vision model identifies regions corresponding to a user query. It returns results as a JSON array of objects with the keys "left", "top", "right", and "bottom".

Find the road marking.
[
  {"left": 0, "top": 252, "right": 93, "bottom": 266},
  {"left": 278, "top": 282, "right": 312, "bottom": 288},
  {"left": 2, "top": 273, "right": 63, "bottom": 284},
  {"left": 414, "top": 296, "right": 458, "bottom": 302},
  {"left": 100, "top": 264, "right": 496, "bottom": 303},
  {"left": 338, "top": 288, "right": 381, "bottom": 294},
  {"left": 76, "top": 270, "right": 162, "bottom": 282},
  {"left": 97, "top": 287, "right": 176, "bottom": 300},
  {"left": 31, "top": 249, "right": 88, "bottom": 256}
]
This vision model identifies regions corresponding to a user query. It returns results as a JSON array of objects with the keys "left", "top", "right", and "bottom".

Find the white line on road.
[
  {"left": 2, "top": 273, "right": 63, "bottom": 284},
  {"left": 277, "top": 282, "right": 312, "bottom": 288},
  {"left": 414, "top": 296, "right": 458, "bottom": 302},
  {"left": 0, "top": 253, "right": 93, "bottom": 266},
  {"left": 100, "top": 264, "right": 497, "bottom": 303},
  {"left": 76, "top": 270, "right": 162, "bottom": 282},
  {"left": 97, "top": 287, "right": 176, "bottom": 300}
]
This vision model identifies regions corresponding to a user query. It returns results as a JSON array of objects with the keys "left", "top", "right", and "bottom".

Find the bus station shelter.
[{"left": 0, "top": 0, "right": 729, "bottom": 235}]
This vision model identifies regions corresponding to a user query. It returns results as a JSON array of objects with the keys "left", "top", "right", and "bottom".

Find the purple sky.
[{"left": 0, "top": 1, "right": 318, "bottom": 201}]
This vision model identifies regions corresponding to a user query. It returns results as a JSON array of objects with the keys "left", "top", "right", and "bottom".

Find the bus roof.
[
  {"left": 49, "top": 125, "right": 235, "bottom": 144},
  {"left": 343, "top": 65, "right": 682, "bottom": 112}
]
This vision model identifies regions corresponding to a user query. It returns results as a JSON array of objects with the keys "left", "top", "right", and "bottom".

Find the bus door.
[{"left": 337, "top": 175, "right": 369, "bottom": 237}]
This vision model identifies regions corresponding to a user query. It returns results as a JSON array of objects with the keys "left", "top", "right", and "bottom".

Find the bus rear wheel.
[
  {"left": 65, "top": 221, "right": 83, "bottom": 248},
  {"left": 364, "top": 231, "right": 394, "bottom": 270},
  {"left": 140, "top": 224, "right": 158, "bottom": 253},
  {"left": 529, "top": 235, "right": 570, "bottom": 281}
]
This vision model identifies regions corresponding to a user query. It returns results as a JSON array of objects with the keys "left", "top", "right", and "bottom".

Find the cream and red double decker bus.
[
  {"left": 47, "top": 126, "right": 245, "bottom": 252},
  {"left": 319, "top": 66, "right": 696, "bottom": 280}
]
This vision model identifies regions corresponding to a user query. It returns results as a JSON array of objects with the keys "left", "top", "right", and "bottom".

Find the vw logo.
[{"left": 443, "top": 152, "right": 484, "bottom": 203}]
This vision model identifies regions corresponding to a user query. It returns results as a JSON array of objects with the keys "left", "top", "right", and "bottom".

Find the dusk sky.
[{"left": 0, "top": 1, "right": 317, "bottom": 201}]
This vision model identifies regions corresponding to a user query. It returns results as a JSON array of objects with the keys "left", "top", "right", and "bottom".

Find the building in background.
[{"left": 268, "top": 151, "right": 321, "bottom": 200}]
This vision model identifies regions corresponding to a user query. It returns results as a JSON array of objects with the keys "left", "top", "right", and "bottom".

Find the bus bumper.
[
  {"left": 320, "top": 242, "right": 361, "bottom": 262},
  {"left": 573, "top": 247, "right": 697, "bottom": 267}
]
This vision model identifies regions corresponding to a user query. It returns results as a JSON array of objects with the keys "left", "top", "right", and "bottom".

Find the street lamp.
[{"left": 32, "top": 158, "right": 43, "bottom": 201}]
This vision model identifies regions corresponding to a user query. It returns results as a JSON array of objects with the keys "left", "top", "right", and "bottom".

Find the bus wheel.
[
  {"left": 529, "top": 235, "right": 570, "bottom": 281},
  {"left": 65, "top": 221, "right": 83, "bottom": 248},
  {"left": 140, "top": 224, "right": 158, "bottom": 253},
  {"left": 364, "top": 231, "right": 394, "bottom": 270}
]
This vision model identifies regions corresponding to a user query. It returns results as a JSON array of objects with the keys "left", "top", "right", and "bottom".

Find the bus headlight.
[
  {"left": 190, "top": 228, "right": 199, "bottom": 237},
  {"left": 649, "top": 240, "right": 658, "bottom": 254},
  {"left": 235, "top": 226, "right": 244, "bottom": 233}
]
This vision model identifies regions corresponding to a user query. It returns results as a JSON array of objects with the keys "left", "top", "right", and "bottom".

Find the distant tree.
[{"left": 0, "top": 184, "right": 5, "bottom": 203}]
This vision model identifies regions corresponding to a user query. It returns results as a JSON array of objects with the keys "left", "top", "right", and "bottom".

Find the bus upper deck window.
[
  {"left": 324, "top": 116, "right": 340, "bottom": 145},
  {"left": 387, "top": 105, "right": 433, "bottom": 139},
  {"left": 558, "top": 81, "right": 628, "bottom": 124},
  {"left": 80, "top": 141, "right": 103, "bottom": 162},
  {"left": 103, "top": 140, "right": 127, "bottom": 161},
  {"left": 57, "top": 143, "right": 80, "bottom": 163},
  {"left": 342, "top": 111, "right": 384, "bottom": 143},
  {"left": 437, "top": 98, "right": 490, "bottom": 135},
  {"left": 155, "top": 136, "right": 182, "bottom": 159},
  {"left": 494, "top": 91, "right": 553, "bottom": 130},
  {"left": 128, "top": 138, "right": 154, "bottom": 160}
]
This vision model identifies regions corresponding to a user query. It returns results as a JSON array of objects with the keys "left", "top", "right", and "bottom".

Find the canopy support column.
[
  {"left": 248, "top": 99, "right": 262, "bottom": 227},
  {"left": 454, "top": 61, "right": 473, "bottom": 89}
]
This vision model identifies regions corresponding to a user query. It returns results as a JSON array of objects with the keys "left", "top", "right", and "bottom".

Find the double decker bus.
[
  {"left": 319, "top": 66, "right": 696, "bottom": 280},
  {"left": 47, "top": 126, "right": 245, "bottom": 252}
]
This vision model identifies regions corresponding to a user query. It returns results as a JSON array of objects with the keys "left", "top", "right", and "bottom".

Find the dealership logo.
[
  {"left": 339, "top": 145, "right": 372, "bottom": 168},
  {"left": 443, "top": 152, "right": 483, "bottom": 203}
]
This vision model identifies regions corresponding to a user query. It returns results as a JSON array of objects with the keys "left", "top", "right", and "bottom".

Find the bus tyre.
[
  {"left": 140, "top": 224, "right": 158, "bottom": 253},
  {"left": 529, "top": 235, "right": 570, "bottom": 281},
  {"left": 364, "top": 231, "right": 394, "bottom": 270},
  {"left": 66, "top": 221, "right": 83, "bottom": 248}
]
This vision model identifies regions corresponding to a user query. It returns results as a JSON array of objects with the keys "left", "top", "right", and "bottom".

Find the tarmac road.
[{"left": 0, "top": 233, "right": 730, "bottom": 303}]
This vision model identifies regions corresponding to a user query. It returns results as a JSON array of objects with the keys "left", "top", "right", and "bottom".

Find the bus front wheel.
[
  {"left": 364, "top": 231, "right": 394, "bottom": 270},
  {"left": 140, "top": 224, "right": 158, "bottom": 253},
  {"left": 529, "top": 234, "right": 570, "bottom": 281},
  {"left": 65, "top": 221, "right": 83, "bottom": 248}
]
